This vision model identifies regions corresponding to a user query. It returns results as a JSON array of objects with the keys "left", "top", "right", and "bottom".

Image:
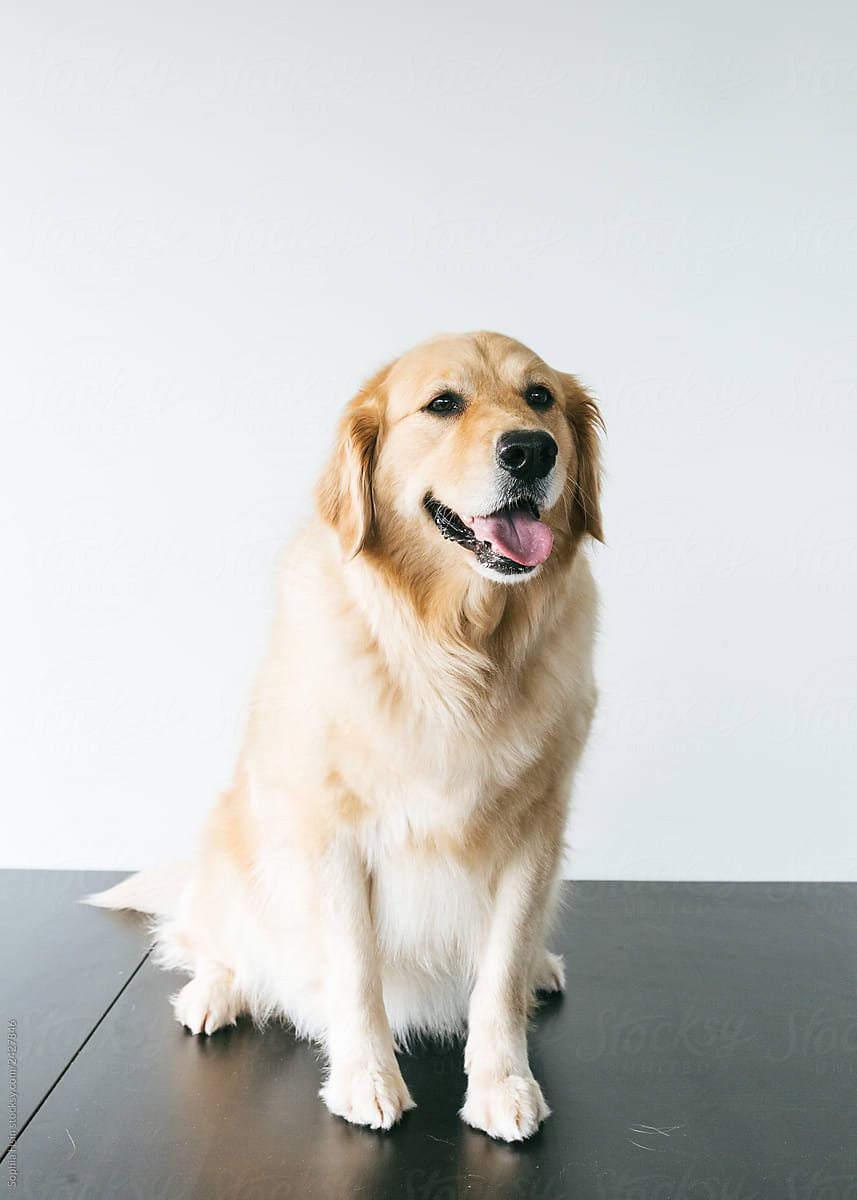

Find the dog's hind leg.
[
  {"left": 532, "top": 948, "right": 565, "bottom": 995},
  {"left": 172, "top": 962, "right": 245, "bottom": 1036}
]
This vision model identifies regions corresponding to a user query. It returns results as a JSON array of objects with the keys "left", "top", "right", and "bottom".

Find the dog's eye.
[
  {"left": 424, "top": 392, "right": 464, "bottom": 415},
  {"left": 525, "top": 385, "right": 554, "bottom": 410}
]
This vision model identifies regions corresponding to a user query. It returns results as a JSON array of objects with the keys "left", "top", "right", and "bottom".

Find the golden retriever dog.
[{"left": 86, "top": 330, "right": 604, "bottom": 1141}]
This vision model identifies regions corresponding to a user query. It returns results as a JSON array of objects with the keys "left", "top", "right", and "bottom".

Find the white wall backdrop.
[{"left": 2, "top": 0, "right": 855, "bottom": 878}]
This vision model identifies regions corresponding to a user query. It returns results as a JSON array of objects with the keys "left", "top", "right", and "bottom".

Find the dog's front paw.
[
  {"left": 320, "top": 1061, "right": 415, "bottom": 1130},
  {"left": 460, "top": 1071, "right": 550, "bottom": 1142}
]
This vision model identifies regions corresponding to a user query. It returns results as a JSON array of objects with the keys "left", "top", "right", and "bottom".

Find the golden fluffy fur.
[{"left": 87, "top": 330, "right": 604, "bottom": 1141}]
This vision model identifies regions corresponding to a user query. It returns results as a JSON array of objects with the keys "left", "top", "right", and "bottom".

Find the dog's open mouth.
[{"left": 424, "top": 496, "right": 554, "bottom": 576}]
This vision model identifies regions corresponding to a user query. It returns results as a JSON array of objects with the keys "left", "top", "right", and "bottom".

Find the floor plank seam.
[{"left": 0, "top": 950, "right": 151, "bottom": 1163}]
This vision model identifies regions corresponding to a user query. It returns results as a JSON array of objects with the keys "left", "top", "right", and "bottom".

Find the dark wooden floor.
[{"left": 2, "top": 872, "right": 856, "bottom": 1198}]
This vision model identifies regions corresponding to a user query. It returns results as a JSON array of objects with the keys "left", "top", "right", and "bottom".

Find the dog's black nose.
[{"left": 496, "top": 430, "right": 558, "bottom": 482}]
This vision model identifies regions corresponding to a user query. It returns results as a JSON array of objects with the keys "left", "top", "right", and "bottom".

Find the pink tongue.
[{"left": 464, "top": 508, "right": 554, "bottom": 566}]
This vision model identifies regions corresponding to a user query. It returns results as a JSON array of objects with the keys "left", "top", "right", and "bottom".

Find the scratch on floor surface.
[
  {"left": 630, "top": 1123, "right": 686, "bottom": 1137},
  {"left": 61, "top": 1129, "right": 76, "bottom": 1163}
]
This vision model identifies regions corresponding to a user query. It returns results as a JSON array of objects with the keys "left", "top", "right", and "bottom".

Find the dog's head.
[{"left": 317, "top": 331, "right": 603, "bottom": 585}]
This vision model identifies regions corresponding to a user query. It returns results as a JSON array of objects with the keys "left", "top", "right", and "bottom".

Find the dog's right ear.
[{"left": 315, "top": 364, "right": 390, "bottom": 560}]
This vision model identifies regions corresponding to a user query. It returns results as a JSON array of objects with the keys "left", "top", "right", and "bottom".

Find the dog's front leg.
[
  {"left": 318, "top": 832, "right": 415, "bottom": 1130},
  {"left": 461, "top": 839, "right": 558, "bottom": 1142}
]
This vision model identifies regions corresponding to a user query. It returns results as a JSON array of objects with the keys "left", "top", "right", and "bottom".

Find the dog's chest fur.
[
  {"left": 323, "top": 568, "right": 596, "bottom": 851},
  {"left": 258, "top": 543, "right": 597, "bottom": 918}
]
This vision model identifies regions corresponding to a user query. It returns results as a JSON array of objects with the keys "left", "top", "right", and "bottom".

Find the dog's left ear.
[
  {"left": 315, "top": 364, "right": 389, "bottom": 559},
  {"left": 558, "top": 372, "right": 605, "bottom": 544}
]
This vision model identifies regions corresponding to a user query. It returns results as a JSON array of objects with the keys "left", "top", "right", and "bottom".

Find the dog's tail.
[{"left": 82, "top": 860, "right": 191, "bottom": 918}]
